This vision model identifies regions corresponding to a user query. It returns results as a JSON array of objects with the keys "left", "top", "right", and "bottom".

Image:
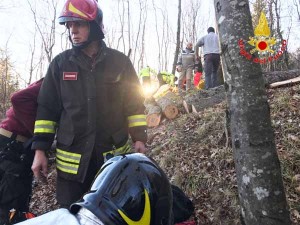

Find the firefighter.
[
  {"left": 31, "top": 0, "right": 147, "bottom": 209},
  {"left": 0, "top": 78, "right": 43, "bottom": 225},
  {"left": 16, "top": 153, "right": 173, "bottom": 225}
]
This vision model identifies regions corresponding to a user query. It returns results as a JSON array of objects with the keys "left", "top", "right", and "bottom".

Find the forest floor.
[{"left": 29, "top": 84, "right": 300, "bottom": 225}]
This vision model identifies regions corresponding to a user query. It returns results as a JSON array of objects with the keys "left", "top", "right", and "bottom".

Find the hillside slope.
[{"left": 30, "top": 84, "right": 300, "bottom": 225}]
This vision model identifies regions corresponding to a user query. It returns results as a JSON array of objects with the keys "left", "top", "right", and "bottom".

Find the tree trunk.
[
  {"left": 269, "top": 76, "right": 300, "bottom": 88},
  {"left": 263, "top": 69, "right": 300, "bottom": 85},
  {"left": 172, "top": 0, "right": 181, "bottom": 75},
  {"left": 214, "top": 1, "right": 291, "bottom": 225}
]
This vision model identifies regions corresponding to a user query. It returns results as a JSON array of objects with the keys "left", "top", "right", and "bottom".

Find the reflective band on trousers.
[
  {"left": 34, "top": 120, "right": 57, "bottom": 134},
  {"left": 56, "top": 148, "right": 81, "bottom": 174},
  {"left": 102, "top": 141, "right": 132, "bottom": 159},
  {"left": 127, "top": 115, "right": 147, "bottom": 128}
]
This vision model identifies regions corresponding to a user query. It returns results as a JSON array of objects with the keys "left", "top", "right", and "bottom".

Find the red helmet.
[
  {"left": 58, "top": 0, "right": 104, "bottom": 46},
  {"left": 58, "top": 0, "right": 101, "bottom": 24}
]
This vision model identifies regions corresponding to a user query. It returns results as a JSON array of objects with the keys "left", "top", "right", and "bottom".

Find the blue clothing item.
[{"left": 204, "top": 53, "right": 220, "bottom": 89}]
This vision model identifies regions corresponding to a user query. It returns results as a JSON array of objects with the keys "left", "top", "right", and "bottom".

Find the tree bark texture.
[{"left": 214, "top": 1, "right": 291, "bottom": 225}]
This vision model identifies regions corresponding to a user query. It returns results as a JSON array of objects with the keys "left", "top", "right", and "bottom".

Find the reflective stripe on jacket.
[{"left": 32, "top": 41, "right": 147, "bottom": 182}]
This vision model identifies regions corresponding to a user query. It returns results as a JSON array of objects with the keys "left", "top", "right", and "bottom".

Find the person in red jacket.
[
  {"left": 0, "top": 78, "right": 43, "bottom": 225},
  {"left": 193, "top": 59, "right": 203, "bottom": 87}
]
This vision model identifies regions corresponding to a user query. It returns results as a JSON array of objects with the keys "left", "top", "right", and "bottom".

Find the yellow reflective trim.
[
  {"left": 118, "top": 189, "right": 151, "bottom": 225},
  {"left": 69, "top": 2, "right": 88, "bottom": 19},
  {"left": 56, "top": 158, "right": 79, "bottom": 175},
  {"left": 34, "top": 120, "right": 57, "bottom": 134},
  {"left": 128, "top": 115, "right": 146, "bottom": 120},
  {"left": 102, "top": 142, "right": 132, "bottom": 157},
  {"left": 35, "top": 120, "right": 57, "bottom": 126},
  {"left": 34, "top": 128, "right": 56, "bottom": 134},
  {"left": 128, "top": 115, "right": 146, "bottom": 127},
  {"left": 56, "top": 154, "right": 80, "bottom": 164},
  {"left": 57, "top": 165, "right": 78, "bottom": 174},
  {"left": 57, "top": 149, "right": 81, "bottom": 160},
  {"left": 128, "top": 121, "right": 147, "bottom": 128}
]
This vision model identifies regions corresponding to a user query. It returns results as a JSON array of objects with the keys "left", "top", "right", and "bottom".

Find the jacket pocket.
[
  {"left": 112, "top": 127, "right": 128, "bottom": 146},
  {"left": 56, "top": 130, "right": 74, "bottom": 147}
]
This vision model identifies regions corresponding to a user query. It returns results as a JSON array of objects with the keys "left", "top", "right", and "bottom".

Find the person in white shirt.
[{"left": 195, "top": 27, "right": 221, "bottom": 89}]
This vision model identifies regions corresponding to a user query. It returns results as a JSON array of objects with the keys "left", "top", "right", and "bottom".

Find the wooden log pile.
[
  {"left": 144, "top": 84, "right": 181, "bottom": 127},
  {"left": 144, "top": 70, "right": 300, "bottom": 127}
]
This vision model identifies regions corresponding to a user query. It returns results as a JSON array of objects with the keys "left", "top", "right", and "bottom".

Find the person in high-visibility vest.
[
  {"left": 139, "top": 66, "right": 157, "bottom": 97},
  {"left": 139, "top": 65, "right": 157, "bottom": 86},
  {"left": 157, "top": 71, "right": 175, "bottom": 87}
]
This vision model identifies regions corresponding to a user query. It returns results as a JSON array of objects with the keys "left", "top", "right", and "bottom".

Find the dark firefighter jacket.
[{"left": 32, "top": 41, "right": 147, "bottom": 182}]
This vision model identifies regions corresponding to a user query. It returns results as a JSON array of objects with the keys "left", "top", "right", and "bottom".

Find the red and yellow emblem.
[{"left": 248, "top": 12, "right": 276, "bottom": 54}]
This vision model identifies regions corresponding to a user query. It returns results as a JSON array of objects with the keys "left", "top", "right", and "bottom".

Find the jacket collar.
[{"left": 69, "top": 40, "right": 108, "bottom": 70}]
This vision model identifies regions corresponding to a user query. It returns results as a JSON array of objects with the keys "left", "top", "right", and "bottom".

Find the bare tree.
[
  {"left": 214, "top": 0, "right": 291, "bottom": 224},
  {"left": 27, "top": 0, "right": 58, "bottom": 63},
  {"left": 293, "top": 0, "right": 300, "bottom": 20},
  {"left": 251, "top": 0, "right": 267, "bottom": 28},
  {"left": 273, "top": 0, "right": 289, "bottom": 69},
  {"left": 116, "top": 0, "right": 126, "bottom": 53},
  {"left": 0, "top": 44, "right": 19, "bottom": 117},
  {"left": 182, "top": 0, "right": 201, "bottom": 44},
  {"left": 172, "top": 0, "right": 182, "bottom": 75},
  {"left": 133, "top": 0, "right": 148, "bottom": 70},
  {"left": 152, "top": 0, "right": 162, "bottom": 70}
]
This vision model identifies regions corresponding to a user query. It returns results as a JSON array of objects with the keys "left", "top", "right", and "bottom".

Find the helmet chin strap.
[
  {"left": 76, "top": 207, "right": 104, "bottom": 225},
  {"left": 68, "top": 21, "right": 104, "bottom": 50}
]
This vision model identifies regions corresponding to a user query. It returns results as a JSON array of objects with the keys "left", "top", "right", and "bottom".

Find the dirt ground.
[{"left": 29, "top": 84, "right": 300, "bottom": 225}]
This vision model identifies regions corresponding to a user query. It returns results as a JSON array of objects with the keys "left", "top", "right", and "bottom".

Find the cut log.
[
  {"left": 269, "top": 76, "right": 300, "bottom": 88},
  {"left": 144, "top": 99, "right": 162, "bottom": 127},
  {"left": 146, "top": 113, "right": 161, "bottom": 127},
  {"left": 263, "top": 69, "right": 300, "bottom": 85},
  {"left": 155, "top": 91, "right": 179, "bottom": 119},
  {"left": 153, "top": 84, "right": 172, "bottom": 99},
  {"left": 145, "top": 105, "right": 162, "bottom": 127},
  {"left": 156, "top": 97, "right": 178, "bottom": 119}
]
